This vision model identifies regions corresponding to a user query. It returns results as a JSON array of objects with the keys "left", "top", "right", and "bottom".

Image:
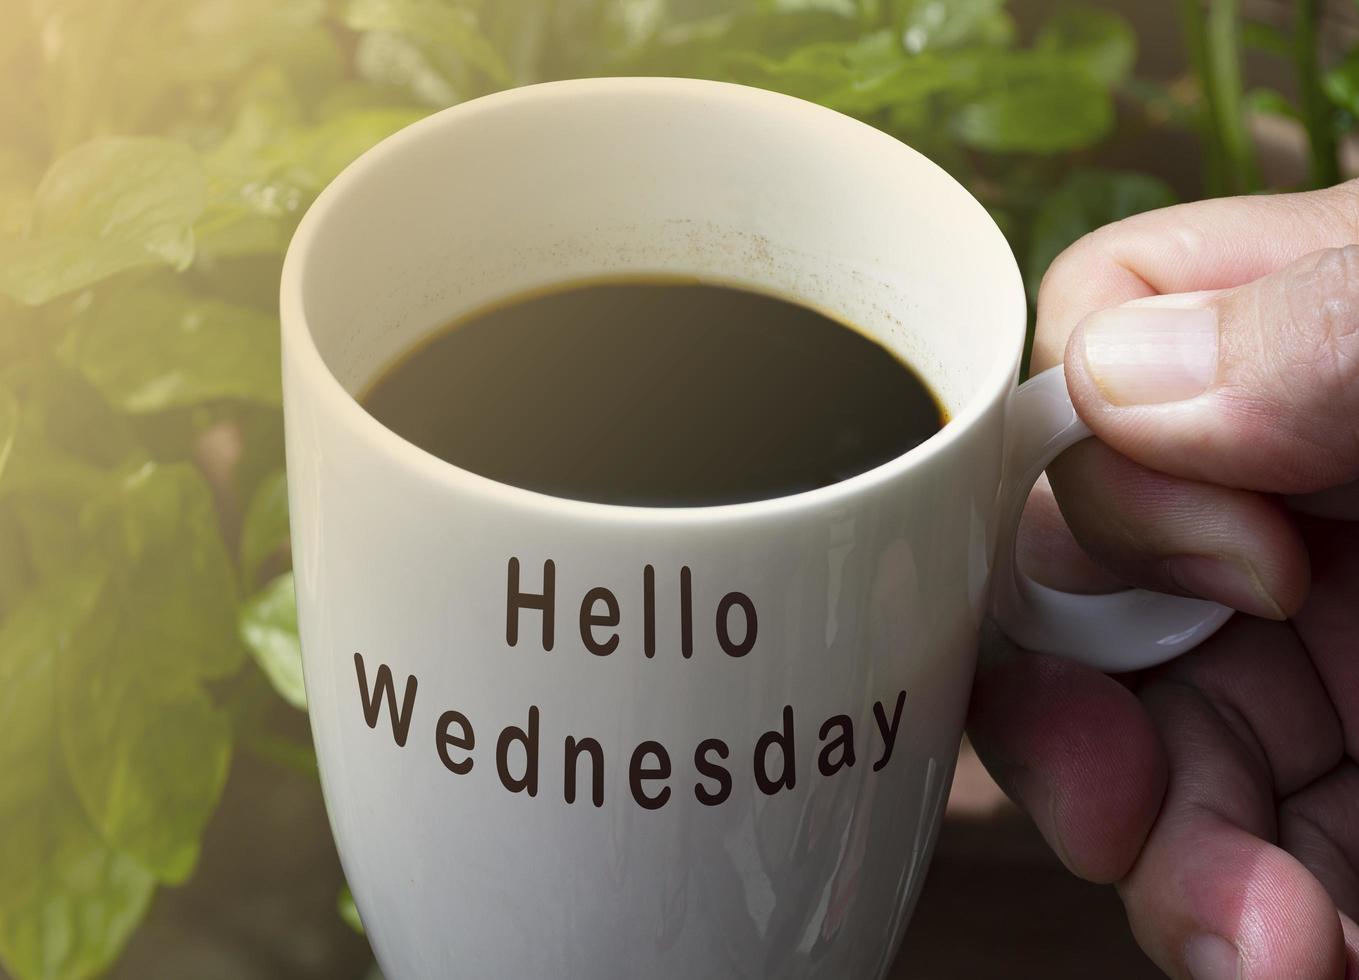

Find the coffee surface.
[{"left": 362, "top": 279, "right": 944, "bottom": 506}]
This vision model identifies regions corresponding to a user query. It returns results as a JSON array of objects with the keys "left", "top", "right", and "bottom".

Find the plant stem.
[
  {"left": 1181, "top": 0, "right": 1226, "bottom": 195},
  {"left": 245, "top": 732, "right": 320, "bottom": 777},
  {"left": 1182, "top": 0, "right": 1259, "bottom": 196},
  {"left": 1295, "top": 0, "right": 1341, "bottom": 188},
  {"left": 1209, "top": 0, "right": 1259, "bottom": 193}
]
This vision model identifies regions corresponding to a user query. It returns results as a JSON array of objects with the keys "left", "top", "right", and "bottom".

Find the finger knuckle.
[
  {"left": 1281, "top": 246, "right": 1359, "bottom": 447},
  {"left": 1290, "top": 245, "right": 1359, "bottom": 357}
]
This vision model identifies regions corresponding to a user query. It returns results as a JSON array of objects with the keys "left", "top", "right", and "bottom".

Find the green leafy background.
[{"left": 0, "top": 0, "right": 1350, "bottom": 976}]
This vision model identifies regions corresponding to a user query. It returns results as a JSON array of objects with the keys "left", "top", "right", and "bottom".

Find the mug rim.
[{"left": 280, "top": 77, "right": 1027, "bottom": 526}]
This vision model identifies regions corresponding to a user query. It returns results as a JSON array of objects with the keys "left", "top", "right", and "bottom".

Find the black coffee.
[{"left": 362, "top": 279, "right": 944, "bottom": 506}]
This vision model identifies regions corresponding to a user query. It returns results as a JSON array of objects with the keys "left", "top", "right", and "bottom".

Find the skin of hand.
[{"left": 967, "top": 181, "right": 1359, "bottom": 979}]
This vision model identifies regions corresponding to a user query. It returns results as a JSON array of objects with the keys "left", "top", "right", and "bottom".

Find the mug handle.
[{"left": 991, "top": 366, "right": 1234, "bottom": 672}]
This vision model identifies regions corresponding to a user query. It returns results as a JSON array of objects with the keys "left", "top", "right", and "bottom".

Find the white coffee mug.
[{"left": 280, "top": 77, "right": 1230, "bottom": 980}]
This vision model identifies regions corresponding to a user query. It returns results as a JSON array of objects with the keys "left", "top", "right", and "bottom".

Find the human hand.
[{"left": 969, "top": 182, "right": 1359, "bottom": 978}]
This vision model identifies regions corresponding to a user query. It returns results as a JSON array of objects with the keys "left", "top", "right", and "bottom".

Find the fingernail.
[
  {"left": 1185, "top": 933, "right": 1242, "bottom": 980},
  {"left": 1080, "top": 306, "right": 1218, "bottom": 405},
  {"left": 1168, "top": 554, "right": 1287, "bottom": 620}
]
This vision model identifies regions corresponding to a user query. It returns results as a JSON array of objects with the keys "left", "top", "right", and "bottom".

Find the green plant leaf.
[
  {"left": 1323, "top": 51, "right": 1359, "bottom": 115},
  {"left": 49, "top": 464, "right": 242, "bottom": 881},
  {"left": 239, "top": 572, "right": 306, "bottom": 711},
  {"left": 729, "top": 30, "right": 887, "bottom": 98},
  {"left": 202, "top": 98, "right": 425, "bottom": 238},
  {"left": 950, "top": 57, "right": 1113, "bottom": 153},
  {"left": 1244, "top": 86, "right": 1299, "bottom": 121},
  {"left": 0, "top": 151, "right": 36, "bottom": 240},
  {"left": 343, "top": 0, "right": 514, "bottom": 88},
  {"left": 8, "top": 362, "right": 139, "bottom": 472},
  {"left": 338, "top": 884, "right": 365, "bottom": 935},
  {"left": 0, "top": 365, "right": 139, "bottom": 579},
  {"left": 1034, "top": 7, "right": 1136, "bottom": 88},
  {"left": 61, "top": 281, "right": 281, "bottom": 414},
  {"left": 244, "top": 732, "right": 317, "bottom": 776},
  {"left": 0, "top": 574, "right": 157, "bottom": 980},
  {"left": 23, "top": 0, "right": 338, "bottom": 146},
  {"left": 0, "top": 138, "right": 206, "bottom": 306},
  {"left": 729, "top": 31, "right": 959, "bottom": 116},
  {"left": 240, "top": 469, "right": 290, "bottom": 587},
  {"left": 1026, "top": 168, "right": 1177, "bottom": 294},
  {"left": 92, "top": 464, "right": 244, "bottom": 681},
  {"left": 616, "top": 6, "right": 860, "bottom": 81},
  {"left": 58, "top": 612, "right": 233, "bottom": 883},
  {"left": 14, "top": 460, "right": 242, "bottom": 694},
  {"left": 893, "top": 0, "right": 1011, "bottom": 53},
  {"left": 0, "top": 386, "right": 17, "bottom": 487},
  {"left": 762, "top": 0, "right": 857, "bottom": 15},
  {"left": 196, "top": 80, "right": 425, "bottom": 258},
  {"left": 196, "top": 74, "right": 309, "bottom": 259},
  {"left": 353, "top": 30, "right": 461, "bottom": 107},
  {"left": 265, "top": 107, "right": 429, "bottom": 194},
  {"left": 0, "top": 787, "right": 153, "bottom": 980},
  {"left": 0, "top": 508, "right": 31, "bottom": 621}
]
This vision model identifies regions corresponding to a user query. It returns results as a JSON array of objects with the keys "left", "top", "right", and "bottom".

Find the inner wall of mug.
[{"left": 296, "top": 78, "right": 1025, "bottom": 419}]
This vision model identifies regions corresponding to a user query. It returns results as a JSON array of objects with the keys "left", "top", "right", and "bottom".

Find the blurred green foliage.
[{"left": 0, "top": 1, "right": 1350, "bottom": 977}]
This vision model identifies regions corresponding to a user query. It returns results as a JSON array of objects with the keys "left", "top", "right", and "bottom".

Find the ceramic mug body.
[{"left": 281, "top": 78, "right": 1027, "bottom": 980}]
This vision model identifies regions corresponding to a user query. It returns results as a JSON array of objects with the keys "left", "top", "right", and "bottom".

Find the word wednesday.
[{"left": 352, "top": 559, "right": 908, "bottom": 811}]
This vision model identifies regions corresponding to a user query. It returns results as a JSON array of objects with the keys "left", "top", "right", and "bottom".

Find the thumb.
[{"left": 1066, "top": 245, "right": 1359, "bottom": 495}]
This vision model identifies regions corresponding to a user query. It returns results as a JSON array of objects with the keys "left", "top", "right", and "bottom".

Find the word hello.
[
  {"left": 505, "top": 557, "right": 758, "bottom": 658},
  {"left": 349, "top": 558, "right": 909, "bottom": 811}
]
